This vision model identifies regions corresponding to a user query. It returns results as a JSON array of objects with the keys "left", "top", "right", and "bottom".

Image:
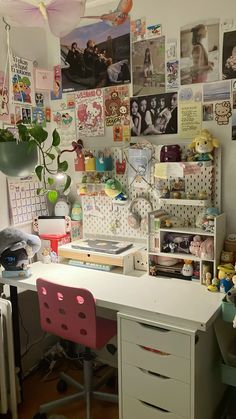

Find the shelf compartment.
[
  {"left": 159, "top": 227, "right": 214, "bottom": 236},
  {"left": 159, "top": 198, "right": 209, "bottom": 207},
  {"left": 155, "top": 252, "right": 200, "bottom": 261}
]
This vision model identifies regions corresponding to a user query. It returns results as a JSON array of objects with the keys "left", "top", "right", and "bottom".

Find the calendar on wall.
[{"left": 7, "top": 176, "right": 49, "bottom": 226}]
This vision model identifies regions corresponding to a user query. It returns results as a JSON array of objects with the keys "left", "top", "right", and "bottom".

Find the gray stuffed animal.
[{"left": 0, "top": 228, "right": 41, "bottom": 260}]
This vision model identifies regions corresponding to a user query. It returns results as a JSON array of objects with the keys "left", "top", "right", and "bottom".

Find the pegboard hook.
[{"left": 2, "top": 17, "right": 11, "bottom": 31}]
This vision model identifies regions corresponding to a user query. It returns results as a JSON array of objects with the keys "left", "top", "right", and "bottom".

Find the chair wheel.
[
  {"left": 57, "top": 379, "right": 68, "bottom": 393},
  {"left": 32, "top": 413, "right": 47, "bottom": 419}
]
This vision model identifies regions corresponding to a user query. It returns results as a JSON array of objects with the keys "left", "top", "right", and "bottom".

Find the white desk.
[{"left": 0, "top": 262, "right": 225, "bottom": 419}]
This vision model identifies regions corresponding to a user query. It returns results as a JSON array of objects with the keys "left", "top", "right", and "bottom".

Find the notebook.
[{"left": 71, "top": 239, "right": 133, "bottom": 254}]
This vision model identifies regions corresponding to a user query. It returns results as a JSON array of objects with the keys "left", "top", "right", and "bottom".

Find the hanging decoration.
[
  {"left": 0, "top": 0, "right": 86, "bottom": 38},
  {"left": 82, "top": 0, "right": 133, "bottom": 26}
]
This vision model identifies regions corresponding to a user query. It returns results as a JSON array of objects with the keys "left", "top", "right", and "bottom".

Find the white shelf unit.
[
  {"left": 148, "top": 212, "right": 226, "bottom": 284},
  {"left": 159, "top": 198, "right": 209, "bottom": 207}
]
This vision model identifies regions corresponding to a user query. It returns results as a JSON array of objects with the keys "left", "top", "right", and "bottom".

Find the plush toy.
[
  {"left": 189, "top": 129, "right": 219, "bottom": 161},
  {"left": 199, "top": 237, "right": 214, "bottom": 260},
  {"left": 0, "top": 228, "right": 41, "bottom": 271},
  {"left": 181, "top": 260, "right": 193, "bottom": 279},
  {"left": 189, "top": 235, "right": 202, "bottom": 257}
]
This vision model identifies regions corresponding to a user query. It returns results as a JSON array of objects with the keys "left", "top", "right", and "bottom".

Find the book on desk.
[{"left": 71, "top": 239, "right": 133, "bottom": 255}]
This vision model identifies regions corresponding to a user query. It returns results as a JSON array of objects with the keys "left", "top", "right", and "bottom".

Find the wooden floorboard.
[{"left": 3, "top": 360, "right": 119, "bottom": 419}]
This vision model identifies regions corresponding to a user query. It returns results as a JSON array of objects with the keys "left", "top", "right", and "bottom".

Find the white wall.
[
  {"left": 1, "top": 0, "right": 235, "bottom": 232},
  {"left": 46, "top": 0, "right": 236, "bottom": 233}
]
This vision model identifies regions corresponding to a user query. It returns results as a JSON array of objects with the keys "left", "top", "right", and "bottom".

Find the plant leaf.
[
  {"left": 52, "top": 129, "right": 60, "bottom": 147},
  {"left": 36, "top": 188, "right": 43, "bottom": 195},
  {"left": 47, "top": 177, "right": 55, "bottom": 186},
  {"left": 35, "top": 165, "right": 44, "bottom": 181},
  {"left": 29, "top": 126, "right": 48, "bottom": 143},
  {"left": 58, "top": 161, "right": 68, "bottom": 172},
  {"left": 63, "top": 175, "right": 71, "bottom": 193},
  {"left": 27, "top": 139, "right": 38, "bottom": 153},
  {"left": 46, "top": 153, "right": 55, "bottom": 160},
  {"left": 47, "top": 190, "right": 58, "bottom": 203},
  {"left": 17, "top": 124, "right": 30, "bottom": 142}
]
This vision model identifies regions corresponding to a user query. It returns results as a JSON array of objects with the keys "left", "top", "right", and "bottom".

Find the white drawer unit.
[
  {"left": 122, "top": 363, "right": 190, "bottom": 418},
  {"left": 121, "top": 318, "right": 191, "bottom": 359},
  {"left": 118, "top": 314, "right": 225, "bottom": 419},
  {"left": 123, "top": 395, "right": 185, "bottom": 419},
  {"left": 122, "top": 341, "right": 190, "bottom": 383}
]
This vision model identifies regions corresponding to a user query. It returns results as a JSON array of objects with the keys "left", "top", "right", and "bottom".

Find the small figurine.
[
  {"left": 207, "top": 277, "right": 220, "bottom": 292},
  {"left": 172, "top": 191, "right": 181, "bottom": 199},
  {"left": 189, "top": 235, "right": 202, "bottom": 257},
  {"left": 181, "top": 260, "right": 193, "bottom": 279},
  {"left": 161, "top": 187, "right": 170, "bottom": 199},
  {"left": 150, "top": 265, "right": 158, "bottom": 276},
  {"left": 220, "top": 250, "right": 234, "bottom": 264},
  {"left": 198, "top": 191, "right": 208, "bottom": 200},
  {"left": 189, "top": 129, "right": 219, "bottom": 161},
  {"left": 205, "top": 272, "right": 212, "bottom": 287},
  {"left": 42, "top": 248, "right": 51, "bottom": 264}
]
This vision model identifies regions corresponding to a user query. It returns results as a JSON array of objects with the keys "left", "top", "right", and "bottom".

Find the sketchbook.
[{"left": 71, "top": 239, "right": 133, "bottom": 254}]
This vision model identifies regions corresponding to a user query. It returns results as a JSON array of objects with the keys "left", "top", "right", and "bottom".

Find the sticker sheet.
[{"left": 76, "top": 89, "right": 104, "bottom": 137}]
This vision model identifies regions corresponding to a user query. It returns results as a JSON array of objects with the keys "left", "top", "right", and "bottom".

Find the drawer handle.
[
  {"left": 140, "top": 400, "right": 170, "bottom": 413},
  {"left": 139, "top": 367, "right": 170, "bottom": 380},
  {"left": 139, "top": 323, "right": 170, "bottom": 333},
  {"left": 140, "top": 345, "right": 170, "bottom": 356}
]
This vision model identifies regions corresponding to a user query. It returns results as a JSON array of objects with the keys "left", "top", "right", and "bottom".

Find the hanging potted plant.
[{"left": 0, "top": 124, "right": 71, "bottom": 203}]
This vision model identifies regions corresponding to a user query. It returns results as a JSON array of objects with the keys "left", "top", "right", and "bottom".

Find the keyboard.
[{"left": 68, "top": 260, "right": 113, "bottom": 271}]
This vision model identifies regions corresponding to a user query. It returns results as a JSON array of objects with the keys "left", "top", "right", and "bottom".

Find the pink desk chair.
[{"left": 34, "top": 278, "right": 118, "bottom": 419}]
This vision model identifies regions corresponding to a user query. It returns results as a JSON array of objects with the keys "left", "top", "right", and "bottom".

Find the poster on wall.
[
  {"left": 178, "top": 85, "right": 202, "bottom": 138},
  {"left": 10, "top": 54, "right": 35, "bottom": 105},
  {"left": 104, "top": 85, "right": 130, "bottom": 126},
  {"left": 202, "top": 81, "right": 232, "bottom": 126},
  {"left": 131, "top": 17, "right": 146, "bottom": 42},
  {"left": 232, "top": 79, "right": 236, "bottom": 139},
  {"left": 132, "top": 37, "right": 165, "bottom": 96},
  {"left": 130, "top": 92, "right": 178, "bottom": 136},
  {"left": 180, "top": 19, "right": 219, "bottom": 85},
  {"left": 76, "top": 89, "right": 104, "bottom": 137},
  {"left": 53, "top": 109, "right": 76, "bottom": 146},
  {"left": 146, "top": 24, "right": 162, "bottom": 39},
  {"left": 35, "top": 68, "right": 53, "bottom": 91},
  {"left": 50, "top": 65, "right": 62, "bottom": 100},
  {"left": 60, "top": 20, "right": 131, "bottom": 93},
  {"left": 222, "top": 31, "right": 236, "bottom": 80},
  {"left": 0, "top": 71, "right": 10, "bottom": 123},
  {"left": 166, "top": 60, "right": 179, "bottom": 90}
]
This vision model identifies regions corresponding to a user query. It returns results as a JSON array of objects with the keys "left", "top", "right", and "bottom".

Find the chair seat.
[{"left": 94, "top": 317, "right": 117, "bottom": 350}]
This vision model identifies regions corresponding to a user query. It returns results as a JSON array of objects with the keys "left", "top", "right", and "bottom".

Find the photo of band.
[{"left": 130, "top": 92, "right": 178, "bottom": 136}]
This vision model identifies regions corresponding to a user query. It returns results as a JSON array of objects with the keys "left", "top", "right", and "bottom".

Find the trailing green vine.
[{"left": 17, "top": 124, "right": 71, "bottom": 203}]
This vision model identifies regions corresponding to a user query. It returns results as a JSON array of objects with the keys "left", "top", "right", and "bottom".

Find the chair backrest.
[{"left": 36, "top": 278, "right": 97, "bottom": 348}]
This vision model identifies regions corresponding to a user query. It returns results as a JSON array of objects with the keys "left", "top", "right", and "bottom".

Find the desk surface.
[{"left": 0, "top": 262, "right": 223, "bottom": 331}]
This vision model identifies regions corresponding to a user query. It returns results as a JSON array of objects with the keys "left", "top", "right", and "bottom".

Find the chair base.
[{"left": 37, "top": 357, "right": 118, "bottom": 419}]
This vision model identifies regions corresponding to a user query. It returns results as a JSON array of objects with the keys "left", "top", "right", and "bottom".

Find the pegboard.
[{"left": 80, "top": 143, "right": 221, "bottom": 241}]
